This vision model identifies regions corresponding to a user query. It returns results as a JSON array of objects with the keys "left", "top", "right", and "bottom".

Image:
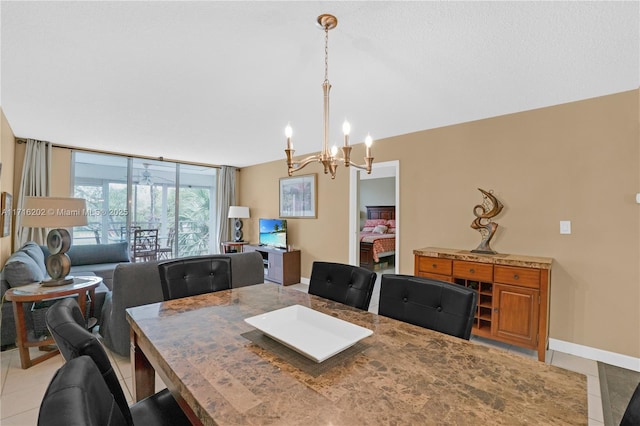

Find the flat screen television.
[{"left": 259, "top": 218, "right": 287, "bottom": 249}]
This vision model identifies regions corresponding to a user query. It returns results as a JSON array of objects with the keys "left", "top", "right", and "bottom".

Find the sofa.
[
  {"left": 99, "top": 251, "right": 265, "bottom": 356},
  {"left": 1, "top": 241, "right": 130, "bottom": 348}
]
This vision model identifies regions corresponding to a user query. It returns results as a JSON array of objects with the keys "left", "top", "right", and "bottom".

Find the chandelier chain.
[{"left": 324, "top": 26, "right": 329, "bottom": 83}]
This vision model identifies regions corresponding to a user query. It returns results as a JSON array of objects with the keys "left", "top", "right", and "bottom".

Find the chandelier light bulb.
[
  {"left": 285, "top": 124, "right": 293, "bottom": 150},
  {"left": 331, "top": 145, "right": 339, "bottom": 157},
  {"left": 342, "top": 120, "right": 351, "bottom": 135},
  {"left": 365, "top": 134, "right": 373, "bottom": 147}
]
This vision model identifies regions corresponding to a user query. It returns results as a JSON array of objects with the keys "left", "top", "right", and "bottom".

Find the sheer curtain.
[
  {"left": 14, "top": 139, "right": 52, "bottom": 250},
  {"left": 215, "top": 166, "right": 236, "bottom": 254}
]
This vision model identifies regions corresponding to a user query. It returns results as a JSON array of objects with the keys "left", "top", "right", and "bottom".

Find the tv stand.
[{"left": 244, "top": 245, "right": 301, "bottom": 286}]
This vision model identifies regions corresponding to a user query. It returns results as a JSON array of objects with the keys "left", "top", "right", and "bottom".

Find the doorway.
[{"left": 349, "top": 160, "right": 399, "bottom": 272}]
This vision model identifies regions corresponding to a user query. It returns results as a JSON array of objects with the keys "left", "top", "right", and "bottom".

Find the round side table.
[
  {"left": 221, "top": 241, "right": 248, "bottom": 253},
  {"left": 4, "top": 276, "right": 102, "bottom": 369}
]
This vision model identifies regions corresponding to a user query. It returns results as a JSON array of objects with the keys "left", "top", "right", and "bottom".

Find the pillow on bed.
[
  {"left": 372, "top": 225, "right": 388, "bottom": 234},
  {"left": 386, "top": 220, "right": 396, "bottom": 228},
  {"left": 364, "top": 219, "right": 387, "bottom": 227},
  {"left": 386, "top": 227, "right": 396, "bottom": 234},
  {"left": 362, "top": 227, "right": 375, "bottom": 232}
]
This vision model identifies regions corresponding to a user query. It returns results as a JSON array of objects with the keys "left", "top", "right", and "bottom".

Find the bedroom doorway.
[{"left": 349, "top": 160, "right": 399, "bottom": 273}]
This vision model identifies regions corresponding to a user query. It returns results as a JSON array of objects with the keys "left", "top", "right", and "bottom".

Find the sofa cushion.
[
  {"left": 70, "top": 263, "right": 122, "bottom": 291},
  {"left": 42, "top": 242, "right": 130, "bottom": 266},
  {"left": 19, "top": 242, "right": 48, "bottom": 276},
  {"left": 3, "top": 251, "right": 45, "bottom": 287}
]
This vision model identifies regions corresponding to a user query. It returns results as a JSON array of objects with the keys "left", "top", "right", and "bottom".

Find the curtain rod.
[{"left": 15, "top": 137, "right": 226, "bottom": 170}]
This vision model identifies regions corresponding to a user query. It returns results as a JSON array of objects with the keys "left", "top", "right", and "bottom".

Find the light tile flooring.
[{"left": 1, "top": 277, "right": 605, "bottom": 425}]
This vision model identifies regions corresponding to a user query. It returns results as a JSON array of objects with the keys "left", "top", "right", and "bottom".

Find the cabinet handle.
[
  {"left": 494, "top": 308, "right": 499, "bottom": 312},
  {"left": 469, "top": 268, "right": 475, "bottom": 274},
  {"left": 432, "top": 264, "right": 437, "bottom": 269},
  {"left": 513, "top": 274, "right": 519, "bottom": 280}
]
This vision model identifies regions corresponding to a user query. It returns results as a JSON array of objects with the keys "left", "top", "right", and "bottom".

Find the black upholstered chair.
[
  {"left": 378, "top": 274, "right": 478, "bottom": 340},
  {"left": 621, "top": 382, "right": 640, "bottom": 426},
  {"left": 158, "top": 256, "right": 232, "bottom": 301},
  {"left": 308, "top": 261, "right": 377, "bottom": 311},
  {"left": 38, "top": 355, "right": 128, "bottom": 426},
  {"left": 45, "top": 298, "right": 190, "bottom": 426}
]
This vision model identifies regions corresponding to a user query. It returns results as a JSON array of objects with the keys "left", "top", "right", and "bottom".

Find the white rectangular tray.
[{"left": 244, "top": 305, "right": 373, "bottom": 363}]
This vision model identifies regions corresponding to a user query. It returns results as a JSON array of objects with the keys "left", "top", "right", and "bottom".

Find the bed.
[{"left": 359, "top": 206, "right": 396, "bottom": 271}]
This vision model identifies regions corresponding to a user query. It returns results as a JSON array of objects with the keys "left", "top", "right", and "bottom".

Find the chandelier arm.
[{"left": 287, "top": 154, "right": 323, "bottom": 176}]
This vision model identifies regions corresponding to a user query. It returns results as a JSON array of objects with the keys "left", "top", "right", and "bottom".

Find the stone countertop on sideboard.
[{"left": 413, "top": 247, "right": 553, "bottom": 270}]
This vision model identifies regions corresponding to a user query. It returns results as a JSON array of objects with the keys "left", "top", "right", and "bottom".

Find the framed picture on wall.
[
  {"left": 1, "top": 192, "right": 12, "bottom": 237},
  {"left": 279, "top": 174, "right": 317, "bottom": 218}
]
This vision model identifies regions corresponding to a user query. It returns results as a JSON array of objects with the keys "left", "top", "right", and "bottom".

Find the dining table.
[{"left": 126, "top": 283, "right": 587, "bottom": 425}]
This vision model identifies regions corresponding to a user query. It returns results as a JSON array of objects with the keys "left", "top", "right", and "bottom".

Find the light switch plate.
[{"left": 560, "top": 221, "right": 571, "bottom": 234}]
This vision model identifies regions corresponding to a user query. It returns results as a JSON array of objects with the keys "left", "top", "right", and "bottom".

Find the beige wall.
[
  {"left": 1, "top": 109, "right": 16, "bottom": 267},
  {"left": 240, "top": 90, "right": 640, "bottom": 359}
]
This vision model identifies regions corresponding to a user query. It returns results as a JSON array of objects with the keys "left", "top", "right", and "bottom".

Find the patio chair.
[{"left": 131, "top": 229, "right": 158, "bottom": 263}]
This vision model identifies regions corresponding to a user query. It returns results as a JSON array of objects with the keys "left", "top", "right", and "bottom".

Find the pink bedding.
[{"left": 360, "top": 232, "right": 396, "bottom": 262}]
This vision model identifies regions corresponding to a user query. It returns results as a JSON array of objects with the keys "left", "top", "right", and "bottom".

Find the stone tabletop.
[
  {"left": 414, "top": 247, "right": 554, "bottom": 269},
  {"left": 127, "top": 283, "right": 584, "bottom": 425}
]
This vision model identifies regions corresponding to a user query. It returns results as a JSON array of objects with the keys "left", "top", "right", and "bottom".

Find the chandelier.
[{"left": 285, "top": 14, "right": 373, "bottom": 180}]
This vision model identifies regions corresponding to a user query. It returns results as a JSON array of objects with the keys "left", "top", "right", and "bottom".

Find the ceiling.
[{"left": 1, "top": 1, "right": 638, "bottom": 168}]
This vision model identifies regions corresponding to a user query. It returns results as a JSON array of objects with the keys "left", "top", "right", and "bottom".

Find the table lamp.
[
  {"left": 20, "top": 196, "right": 88, "bottom": 286},
  {"left": 228, "top": 206, "right": 250, "bottom": 242}
]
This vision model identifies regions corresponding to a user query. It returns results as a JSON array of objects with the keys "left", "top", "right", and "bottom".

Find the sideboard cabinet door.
[{"left": 492, "top": 283, "right": 539, "bottom": 347}]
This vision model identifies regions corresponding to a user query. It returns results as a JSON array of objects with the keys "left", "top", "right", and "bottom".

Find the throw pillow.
[
  {"left": 372, "top": 225, "right": 388, "bottom": 234},
  {"left": 19, "top": 241, "right": 47, "bottom": 276},
  {"left": 364, "top": 219, "right": 387, "bottom": 227},
  {"left": 3, "top": 251, "right": 45, "bottom": 287},
  {"left": 361, "top": 227, "right": 375, "bottom": 232}
]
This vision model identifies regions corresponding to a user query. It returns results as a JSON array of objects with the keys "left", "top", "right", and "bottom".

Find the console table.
[
  {"left": 243, "top": 245, "right": 301, "bottom": 285},
  {"left": 414, "top": 247, "right": 552, "bottom": 361},
  {"left": 4, "top": 276, "right": 102, "bottom": 369}
]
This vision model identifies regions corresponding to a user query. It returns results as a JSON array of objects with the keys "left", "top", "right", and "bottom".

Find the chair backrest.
[
  {"left": 45, "top": 298, "right": 134, "bottom": 426},
  {"left": 158, "top": 256, "right": 232, "bottom": 300},
  {"left": 165, "top": 227, "right": 175, "bottom": 248},
  {"left": 378, "top": 274, "right": 478, "bottom": 340},
  {"left": 133, "top": 229, "right": 158, "bottom": 253},
  {"left": 309, "top": 261, "right": 377, "bottom": 310},
  {"left": 621, "top": 382, "right": 640, "bottom": 426},
  {"left": 38, "top": 355, "right": 127, "bottom": 426}
]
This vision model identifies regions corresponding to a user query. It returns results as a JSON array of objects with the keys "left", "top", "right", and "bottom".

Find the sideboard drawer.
[
  {"left": 417, "top": 257, "right": 452, "bottom": 276},
  {"left": 453, "top": 261, "right": 493, "bottom": 281},
  {"left": 494, "top": 265, "right": 540, "bottom": 289}
]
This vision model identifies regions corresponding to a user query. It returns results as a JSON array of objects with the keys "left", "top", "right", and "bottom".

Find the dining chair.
[
  {"left": 131, "top": 229, "right": 159, "bottom": 263},
  {"left": 158, "top": 256, "right": 232, "bottom": 301},
  {"left": 157, "top": 227, "right": 175, "bottom": 260},
  {"left": 38, "top": 355, "right": 128, "bottom": 426},
  {"left": 308, "top": 261, "right": 377, "bottom": 310},
  {"left": 621, "top": 382, "right": 640, "bottom": 426},
  {"left": 378, "top": 274, "right": 478, "bottom": 340},
  {"left": 44, "top": 298, "right": 191, "bottom": 426}
]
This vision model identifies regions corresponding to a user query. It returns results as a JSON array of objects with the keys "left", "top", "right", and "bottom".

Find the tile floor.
[{"left": 1, "top": 277, "right": 605, "bottom": 425}]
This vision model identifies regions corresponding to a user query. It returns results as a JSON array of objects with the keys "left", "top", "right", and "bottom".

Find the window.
[{"left": 72, "top": 152, "right": 217, "bottom": 257}]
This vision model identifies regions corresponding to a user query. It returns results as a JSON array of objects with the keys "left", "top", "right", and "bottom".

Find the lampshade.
[
  {"left": 20, "top": 197, "right": 88, "bottom": 228},
  {"left": 228, "top": 206, "right": 250, "bottom": 219}
]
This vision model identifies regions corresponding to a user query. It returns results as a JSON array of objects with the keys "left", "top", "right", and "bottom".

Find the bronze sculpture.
[{"left": 470, "top": 188, "right": 504, "bottom": 254}]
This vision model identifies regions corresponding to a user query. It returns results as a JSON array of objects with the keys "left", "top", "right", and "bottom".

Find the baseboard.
[
  {"left": 300, "top": 277, "right": 310, "bottom": 285},
  {"left": 549, "top": 338, "right": 640, "bottom": 372}
]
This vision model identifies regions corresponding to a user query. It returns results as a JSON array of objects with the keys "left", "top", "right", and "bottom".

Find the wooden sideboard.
[{"left": 414, "top": 247, "right": 553, "bottom": 361}]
